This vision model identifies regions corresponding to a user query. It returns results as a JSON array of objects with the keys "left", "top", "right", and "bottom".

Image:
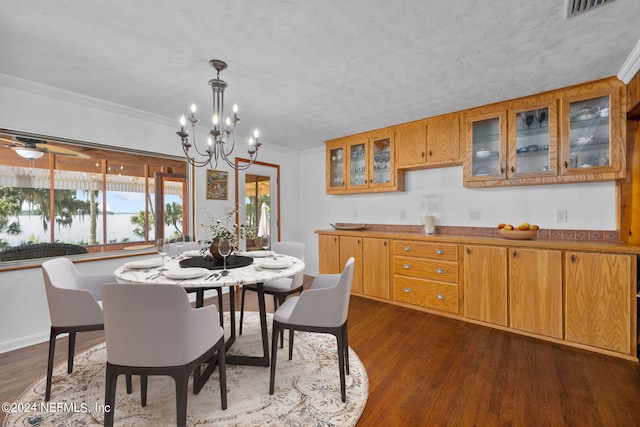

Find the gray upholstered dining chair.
[
  {"left": 239, "top": 241, "right": 305, "bottom": 338},
  {"left": 41, "top": 257, "right": 117, "bottom": 401},
  {"left": 102, "top": 283, "right": 227, "bottom": 427},
  {"left": 269, "top": 257, "right": 354, "bottom": 402}
]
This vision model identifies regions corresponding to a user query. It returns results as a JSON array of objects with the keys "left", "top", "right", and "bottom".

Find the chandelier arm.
[
  {"left": 228, "top": 132, "right": 237, "bottom": 156},
  {"left": 187, "top": 125, "right": 216, "bottom": 159}
]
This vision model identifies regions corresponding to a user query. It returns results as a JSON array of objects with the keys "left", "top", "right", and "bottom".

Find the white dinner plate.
[
  {"left": 182, "top": 250, "right": 204, "bottom": 258},
  {"left": 258, "top": 258, "right": 292, "bottom": 269},
  {"left": 164, "top": 268, "right": 209, "bottom": 280},
  {"left": 245, "top": 250, "right": 274, "bottom": 258},
  {"left": 123, "top": 258, "right": 162, "bottom": 269}
]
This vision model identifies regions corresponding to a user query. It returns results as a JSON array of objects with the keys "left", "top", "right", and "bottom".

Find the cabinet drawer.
[
  {"left": 393, "top": 241, "right": 458, "bottom": 261},
  {"left": 394, "top": 275, "right": 459, "bottom": 313},
  {"left": 394, "top": 256, "right": 458, "bottom": 283}
]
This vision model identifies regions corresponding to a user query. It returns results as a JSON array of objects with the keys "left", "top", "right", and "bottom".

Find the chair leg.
[
  {"left": 104, "top": 364, "right": 118, "bottom": 427},
  {"left": 344, "top": 324, "right": 350, "bottom": 375},
  {"left": 216, "top": 288, "right": 224, "bottom": 327},
  {"left": 141, "top": 375, "right": 148, "bottom": 407},
  {"left": 276, "top": 294, "right": 286, "bottom": 348},
  {"left": 269, "top": 321, "right": 280, "bottom": 395},
  {"left": 174, "top": 373, "right": 189, "bottom": 427},
  {"left": 67, "top": 331, "right": 77, "bottom": 373},
  {"left": 45, "top": 328, "right": 57, "bottom": 401},
  {"left": 126, "top": 374, "right": 132, "bottom": 394},
  {"left": 218, "top": 342, "right": 228, "bottom": 410},
  {"left": 288, "top": 329, "right": 295, "bottom": 360},
  {"left": 239, "top": 286, "right": 247, "bottom": 335},
  {"left": 336, "top": 330, "right": 347, "bottom": 403}
]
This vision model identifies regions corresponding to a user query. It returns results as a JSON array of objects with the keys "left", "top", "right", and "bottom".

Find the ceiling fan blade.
[
  {"left": 0, "top": 135, "right": 90, "bottom": 158},
  {"left": 0, "top": 136, "right": 25, "bottom": 147},
  {"left": 38, "top": 144, "right": 90, "bottom": 158}
]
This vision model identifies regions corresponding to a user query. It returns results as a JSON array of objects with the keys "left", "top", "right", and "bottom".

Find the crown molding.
[
  {"left": 618, "top": 39, "right": 640, "bottom": 84},
  {"left": 0, "top": 73, "right": 174, "bottom": 127}
]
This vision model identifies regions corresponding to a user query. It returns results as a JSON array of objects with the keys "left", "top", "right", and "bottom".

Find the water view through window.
[{"left": 0, "top": 132, "right": 187, "bottom": 256}]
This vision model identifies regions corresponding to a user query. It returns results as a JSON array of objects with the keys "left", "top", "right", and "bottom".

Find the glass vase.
[{"left": 420, "top": 195, "right": 438, "bottom": 234}]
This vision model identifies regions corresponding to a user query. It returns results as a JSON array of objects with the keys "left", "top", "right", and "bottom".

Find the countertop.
[{"left": 316, "top": 229, "right": 640, "bottom": 255}]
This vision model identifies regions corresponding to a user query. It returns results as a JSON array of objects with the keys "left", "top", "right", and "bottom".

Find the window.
[{"left": 0, "top": 131, "right": 188, "bottom": 260}]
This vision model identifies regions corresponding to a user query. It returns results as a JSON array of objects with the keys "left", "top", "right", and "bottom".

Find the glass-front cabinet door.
[
  {"left": 346, "top": 135, "right": 369, "bottom": 190},
  {"left": 326, "top": 140, "right": 346, "bottom": 193},
  {"left": 465, "top": 111, "right": 507, "bottom": 183},
  {"left": 560, "top": 89, "right": 621, "bottom": 176},
  {"left": 507, "top": 102, "right": 558, "bottom": 178},
  {"left": 371, "top": 136, "right": 392, "bottom": 185}
]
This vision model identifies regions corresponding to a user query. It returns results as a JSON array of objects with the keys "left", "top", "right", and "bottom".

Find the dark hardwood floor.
[{"left": 2, "top": 278, "right": 640, "bottom": 426}]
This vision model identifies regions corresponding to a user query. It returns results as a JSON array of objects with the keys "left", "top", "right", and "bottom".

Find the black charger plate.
[{"left": 179, "top": 255, "right": 253, "bottom": 270}]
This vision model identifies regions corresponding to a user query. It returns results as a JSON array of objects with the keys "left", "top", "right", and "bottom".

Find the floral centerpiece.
[{"left": 200, "top": 207, "right": 246, "bottom": 260}]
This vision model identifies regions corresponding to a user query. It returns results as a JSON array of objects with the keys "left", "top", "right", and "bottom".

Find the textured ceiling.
[{"left": 1, "top": 0, "right": 639, "bottom": 152}]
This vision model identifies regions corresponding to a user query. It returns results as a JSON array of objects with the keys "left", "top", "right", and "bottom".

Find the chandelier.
[{"left": 177, "top": 59, "right": 261, "bottom": 169}]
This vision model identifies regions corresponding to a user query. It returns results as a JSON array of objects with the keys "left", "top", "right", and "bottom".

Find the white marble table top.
[{"left": 114, "top": 253, "right": 305, "bottom": 289}]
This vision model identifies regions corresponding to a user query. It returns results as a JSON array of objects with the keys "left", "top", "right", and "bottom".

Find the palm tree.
[{"left": 164, "top": 201, "right": 183, "bottom": 236}]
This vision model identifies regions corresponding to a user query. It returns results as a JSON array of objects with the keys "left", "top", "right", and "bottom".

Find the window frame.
[{"left": 0, "top": 129, "right": 189, "bottom": 267}]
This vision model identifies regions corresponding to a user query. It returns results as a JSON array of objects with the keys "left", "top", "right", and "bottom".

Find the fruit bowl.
[{"left": 498, "top": 229, "right": 538, "bottom": 240}]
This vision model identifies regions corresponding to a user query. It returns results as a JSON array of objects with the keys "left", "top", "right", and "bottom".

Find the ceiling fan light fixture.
[{"left": 14, "top": 148, "right": 45, "bottom": 159}]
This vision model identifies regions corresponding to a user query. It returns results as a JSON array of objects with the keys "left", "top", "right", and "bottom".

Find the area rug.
[{"left": 3, "top": 312, "right": 368, "bottom": 426}]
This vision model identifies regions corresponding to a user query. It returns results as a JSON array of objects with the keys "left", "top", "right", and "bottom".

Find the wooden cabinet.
[
  {"left": 463, "top": 245, "right": 508, "bottom": 326},
  {"left": 565, "top": 251, "right": 634, "bottom": 354},
  {"left": 327, "top": 78, "right": 626, "bottom": 192},
  {"left": 317, "top": 230, "right": 638, "bottom": 360},
  {"left": 392, "top": 240, "right": 460, "bottom": 314},
  {"left": 464, "top": 110, "right": 508, "bottom": 184},
  {"left": 559, "top": 85, "right": 625, "bottom": 179},
  {"left": 339, "top": 236, "right": 363, "bottom": 294},
  {"left": 320, "top": 234, "right": 390, "bottom": 298},
  {"left": 509, "top": 248, "right": 563, "bottom": 338},
  {"left": 396, "top": 113, "right": 461, "bottom": 170},
  {"left": 363, "top": 238, "right": 390, "bottom": 299},
  {"left": 463, "top": 77, "right": 626, "bottom": 187},
  {"left": 318, "top": 234, "right": 340, "bottom": 273},
  {"left": 325, "top": 130, "right": 404, "bottom": 194},
  {"left": 507, "top": 101, "right": 559, "bottom": 179},
  {"left": 464, "top": 100, "right": 560, "bottom": 185},
  {"left": 326, "top": 140, "right": 347, "bottom": 193}
]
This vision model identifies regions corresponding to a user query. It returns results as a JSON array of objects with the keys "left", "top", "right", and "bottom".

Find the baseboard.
[{"left": 0, "top": 330, "right": 50, "bottom": 355}]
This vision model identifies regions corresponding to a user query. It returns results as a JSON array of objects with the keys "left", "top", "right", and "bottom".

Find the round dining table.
[{"left": 114, "top": 251, "right": 305, "bottom": 368}]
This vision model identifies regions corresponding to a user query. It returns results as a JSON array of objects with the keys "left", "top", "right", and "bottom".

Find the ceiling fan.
[{"left": 0, "top": 136, "right": 90, "bottom": 159}]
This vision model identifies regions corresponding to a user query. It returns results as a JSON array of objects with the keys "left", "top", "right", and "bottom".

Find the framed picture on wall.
[{"left": 206, "top": 170, "right": 228, "bottom": 200}]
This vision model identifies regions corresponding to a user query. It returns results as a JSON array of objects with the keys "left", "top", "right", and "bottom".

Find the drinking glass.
[
  {"left": 218, "top": 238, "right": 232, "bottom": 276},
  {"left": 156, "top": 238, "right": 168, "bottom": 266},
  {"left": 175, "top": 234, "right": 185, "bottom": 259},
  {"left": 261, "top": 235, "right": 270, "bottom": 252}
]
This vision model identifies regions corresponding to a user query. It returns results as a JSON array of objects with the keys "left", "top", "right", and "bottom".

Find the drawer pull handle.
[
  {"left": 403, "top": 246, "right": 411, "bottom": 252},
  {"left": 403, "top": 264, "right": 412, "bottom": 269},
  {"left": 403, "top": 288, "right": 412, "bottom": 293},
  {"left": 435, "top": 249, "right": 445, "bottom": 255},
  {"left": 436, "top": 294, "right": 445, "bottom": 300},
  {"left": 435, "top": 268, "right": 446, "bottom": 274}
]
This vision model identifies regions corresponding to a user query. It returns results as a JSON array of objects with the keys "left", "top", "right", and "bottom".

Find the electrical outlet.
[
  {"left": 353, "top": 210, "right": 358, "bottom": 219},
  {"left": 400, "top": 210, "right": 407, "bottom": 220},
  {"left": 555, "top": 209, "right": 567, "bottom": 223},
  {"left": 469, "top": 210, "right": 481, "bottom": 221}
]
